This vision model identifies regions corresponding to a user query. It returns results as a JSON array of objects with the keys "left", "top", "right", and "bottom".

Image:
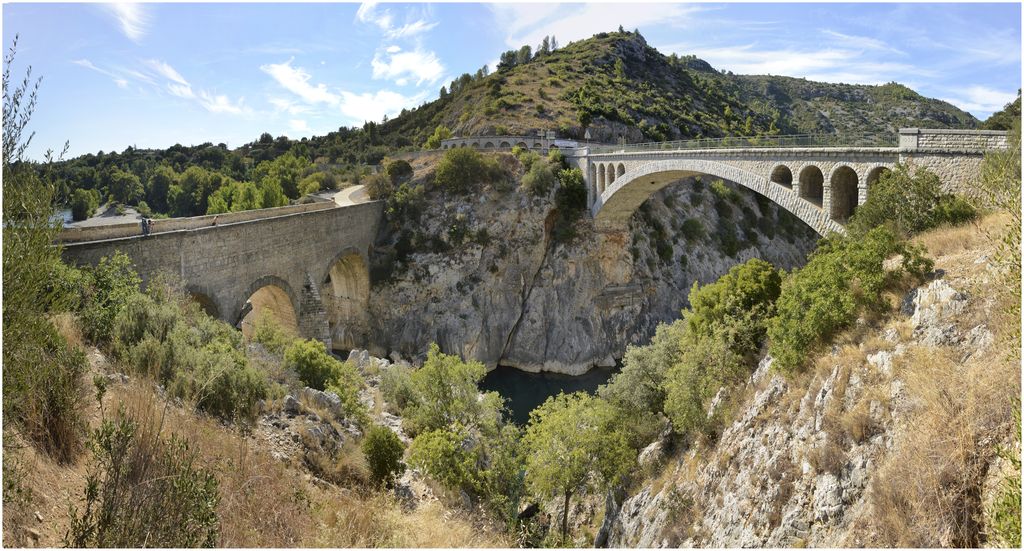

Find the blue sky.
[{"left": 3, "top": 2, "right": 1021, "bottom": 159}]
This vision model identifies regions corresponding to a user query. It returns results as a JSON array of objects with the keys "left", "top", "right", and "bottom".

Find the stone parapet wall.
[
  {"left": 899, "top": 128, "right": 1008, "bottom": 152},
  {"left": 58, "top": 201, "right": 337, "bottom": 244}
]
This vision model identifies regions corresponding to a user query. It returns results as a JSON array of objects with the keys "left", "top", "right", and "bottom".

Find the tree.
[
  {"left": 423, "top": 125, "right": 452, "bottom": 149},
  {"left": 516, "top": 45, "right": 532, "bottom": 66},
  {"left": 384, "top": 159, "right": 413, "bottom": 185},
  {"left": 3, "top": 36, "right": 88, "bottom": 461},
  {"left": 146, "top": 165, "right": 177, "bottom": 213},
  {"left": 538, "top": 36, "right": 551, "bottom": 56},
  {"left": 107, "top": 168, "right": 143, "bottom": 205},
  {"left": 403, "top": 343, "right": 500, "bottom": 436},
  {"left": 847, "top": 163, "right": 975, "bottom": 238},
  {"left": 71, "top": 188, "right": 99, "bottom": 221},
  {"left": 613, "top": 58, "right": 626, "bottom": 80},
  {"left": 362, "top": 425, "right": 405, "bottom": 487},
  {"left": 497, "top": 50, "right": 518, "bottom": 71},
  {"left": 523, "top": 393, "right": 633, "bottom": 542}
]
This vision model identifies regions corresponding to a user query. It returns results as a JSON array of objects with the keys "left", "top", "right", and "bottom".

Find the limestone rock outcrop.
[{"left": 366, "top": 177, "right": 817, "bottom": 374}]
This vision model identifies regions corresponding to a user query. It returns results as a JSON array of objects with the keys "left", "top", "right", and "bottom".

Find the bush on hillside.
[
  {"left": 433, "top": 148, "right": 505, "bottom": 194},
  {"left": 848, "top": 164, "right": 976, "bottom": 238},
  {"left": 767, "top": 227, "right": 932, "bottom": 374},
  {"left": 67, "top": 407, "right": 220, "bottom": 547},
  {"left": 362, "top": 425, "right": 405, "bottom": 487},
  {"left": 384, "top": 159, "right": 414, "bottom": 185},
  {"left": 684, "top": 258, "right": 781, "bottom": 357},
  {"left": 284, "top": 339, "right": 366, "bottom": 423},
  {"left": 520, "top": 159, "right": 557, "bottom": 196}
]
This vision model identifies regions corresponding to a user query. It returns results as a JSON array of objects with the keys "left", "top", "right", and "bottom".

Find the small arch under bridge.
[{"left": 574, "top": 128, "right": 1008, "bottom": 236}]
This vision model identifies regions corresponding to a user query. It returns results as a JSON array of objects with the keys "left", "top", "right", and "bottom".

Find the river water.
[{"left": 479, "top": 364, "right": 621, "bottom": 425}]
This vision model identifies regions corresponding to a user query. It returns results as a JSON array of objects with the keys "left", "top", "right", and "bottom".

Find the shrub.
[
  {"left": 555, "top": 168, "right": 587, "bottom": 213},
  {"left": 401, "top": 344, "right": 499, "bottom": 437},
  {"left": 433, "top": 148, "right": 504, "bottom": 194},
  {"left": 848, "top": 164, "right": 976, "bottom": 237},
  {"left": 81, "top": 252, "right": 143, "bottom": 345},
  {"left": 248, "top": 309, "right": 293, "bottom": 355},
  {"left": 408, "top": 425, "right": 479, "bottom": 491},
  {"left": 71, "top": 188, "right": 100, "bottom": 221},
  {"left": 362, "top": 425, "right": 406, "bottom": 487},
  {"left": 767, "top": 227, "right": 932, "bottom": 373},
  {"left": 424, "top": 125, "right": 452, "bottom": 149},
  {"left": 685, "top": 258, "right": 781, "bottom": 356},
  {"left": 679, "top": 218, "right": 704, "bottom": 241},
  {"left": 284, "top": 339, "right": 346, "bottom": 391},
  {"left": 284, "top": 339, "right": 366, "bottom": 423},
  {"left": 520, "top": 159, "right": 557, "bottom": 196},
  {"left": 365, "top": 172, "right": 393, "bottom": 201},
  {"left": 67, "top": 407, "right": 220, "bottom": 547},
  {"left": 379, "top": 363, "right": 417, "bottom": 413},
  {"left": 384, "top": 159, "right": 413, "bottom": 185}
]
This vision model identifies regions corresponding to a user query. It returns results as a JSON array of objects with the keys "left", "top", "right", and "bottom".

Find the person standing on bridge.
[{"left": 141, "top": 217, "right": 150, "bottom": 236}]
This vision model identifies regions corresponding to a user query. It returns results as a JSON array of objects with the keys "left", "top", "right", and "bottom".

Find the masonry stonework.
[{"left": 60, "top": 201, "right": 383, "bottom": 349}]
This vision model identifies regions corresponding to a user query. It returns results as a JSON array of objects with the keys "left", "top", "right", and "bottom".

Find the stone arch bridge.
[
  {"left": 571, "top": 128, "right": 1008, "bottom": 235},
  {"left": 59, "top": 200, "right": 383, "bottom": 350}
]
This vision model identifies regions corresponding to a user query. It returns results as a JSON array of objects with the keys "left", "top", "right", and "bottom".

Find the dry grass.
[
  {"left": 913, "top": 212, "right": 1008, "bottom": 260},
  {"left": 863, "top": 340, "right": 1019, "bottom": 547}
]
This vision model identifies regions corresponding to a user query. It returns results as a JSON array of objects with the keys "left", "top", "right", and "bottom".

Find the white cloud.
[
  {"left": 338, "top": 89, "right": 429, "bottom": 124},
  {"left": 821, "top": 30, "right": 906, "bottom": 55},
  {"left": 73, "top": 58, "right": 131, "bottom": 88},
  {"left": 371, "top": 49, "right": 444, "bottom": 85},
  {"left": 660, "top": 42, "right": 933, "bottom": 85},
  {"left": 289, "top": 119, "right": 311, "bottom": 132},
  {"left": 386, "top": 45, "right": 402, "bottom": 54},
  {"left": 145, "top": 59, "right": 189, "bottom": 86},
  {"left": 260, "top": 58, "right": 340, "bottom": 104},
  {"left": 357, "top": 1, "right": 436, "bottom": 39},
  {"left": 197, "top": 91, "right": 247, "bottom": 114},
  {"left": 269, "top": 97, "right": 312, "bottom": 115},
  {"left": 489, "top": 3, "right": 702, "bottom": 49},
  {"left": 941, "top": 86, "right": 1019, "bottom": 116},
  {"left": 104, "top": 3, "right": 150, "bottom": 43}
]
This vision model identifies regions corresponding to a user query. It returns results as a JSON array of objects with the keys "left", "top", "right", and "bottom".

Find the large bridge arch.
[
  {"left": 591, "top": 158, "right": 843, "bottom": 236},
  {"left": 238, "top": 275, "right": 300, "bottom": 339},
  {"left": 320, "top": 247, "right": 371, "bottom": 351}
]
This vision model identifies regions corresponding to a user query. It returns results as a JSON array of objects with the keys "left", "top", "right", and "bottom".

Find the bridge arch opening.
[
  {"left": 533, "top": 142, "right": 542, "bottom": 149},
  {"left": 770, "top": 165, "right": 793, "bottom": 189},
  {"left": 323, "top": 252, "right": 370, "bottom": 350},
  {"left": 484, "top": 141, "right": 495, "bottom": 149},
  {"left": 616, "top": 163, "right": 625, "bottom": 178},
  {"left": 471, "top": 142, "right": 480, "bottom": 148},
  {"left": 606, "top": 164, "right": 616, "bottom": 185},
  {"left": 598, "top": 164, "right": 607, "bottom": 193},
  {"left": 239, "top": 282, "right": 298, "bottom": 340},
  {"left": 799, "top": 165, "right": 824, "bottom": 207},
  {"left": 866, "top": 166, "right": 891, "bottom": 187},
  {"left": 830, "top": 166, "right": 859, "bottom": 221},
  {"left": 589, "top": 164, "right": 598, "bottom": 196},
  {"left": 189, "top": 292, "right": 220, "bottom": 319},
  {"left": 500, "top": 141, "right": 511, "bottom": 148},
  {"left": 516, "top": 142, "right": 528, "bottom": 149}
]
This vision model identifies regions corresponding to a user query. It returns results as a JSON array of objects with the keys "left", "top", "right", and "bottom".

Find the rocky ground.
[
  {"left": 367, "top": 166, "right": 817, "bottom": 374},
  {"left": 601, "top": 217, "right": 1019, "bottom": 547}
]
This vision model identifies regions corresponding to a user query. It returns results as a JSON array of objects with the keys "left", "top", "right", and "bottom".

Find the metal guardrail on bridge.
[{"left": 586, "top": 132, "right": 899, "bottom": 154}]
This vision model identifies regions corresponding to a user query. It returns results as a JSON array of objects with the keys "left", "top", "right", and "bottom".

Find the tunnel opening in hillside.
[
  {"left": 239, "top": 283, "right": 298, "bottom": 340},
  {"left": 324, "top": 252, "right": 370, "bottom": 351}
]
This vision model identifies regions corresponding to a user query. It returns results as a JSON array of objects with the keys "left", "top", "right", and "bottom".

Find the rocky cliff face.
[
  {"left": 364, "top": 175, "right": 817, "bottom": 374},
  {"left": 604, "top": 227, "right": 1018, "bottom": 547}
]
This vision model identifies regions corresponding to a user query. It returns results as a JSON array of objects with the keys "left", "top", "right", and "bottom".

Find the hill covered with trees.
[{"left": 47, "top": 28, "right": 982, "bottom": 220}]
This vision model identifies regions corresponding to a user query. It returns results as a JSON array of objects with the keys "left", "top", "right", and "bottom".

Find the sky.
[{"left": 2, "top": 1, "right": 1021, "bottom": 160}]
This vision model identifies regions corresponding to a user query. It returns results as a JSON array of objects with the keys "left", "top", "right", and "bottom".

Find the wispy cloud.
[
  {"left": 72, "top": 58, "right": 128, "bottom": 88},
  {"left": 821, "top": 30, "right": 906, "bottom": 55},
  {"left": 260, "top": 58, "right": 340, "bottom": 104},
  {"left": 941, "top": 85, "right": 1019, "bottom": 116},
  {"left": 489, "top": 3, "right": 703, "bottom": 49},
  {"left": 261, "top": 57, "right": 427, "bottom": 124},
  {"left": 338, "top": 89, "right": 429, "bottom": 124},
  {"left": 356, "top": 1, "right": 437, "bottom": 39},
  {"left": 103, "top": 3, "right": 150, "bottom": 43},
  {"left": 371, "top": 47, "right": 444, "bottom": 86}
]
